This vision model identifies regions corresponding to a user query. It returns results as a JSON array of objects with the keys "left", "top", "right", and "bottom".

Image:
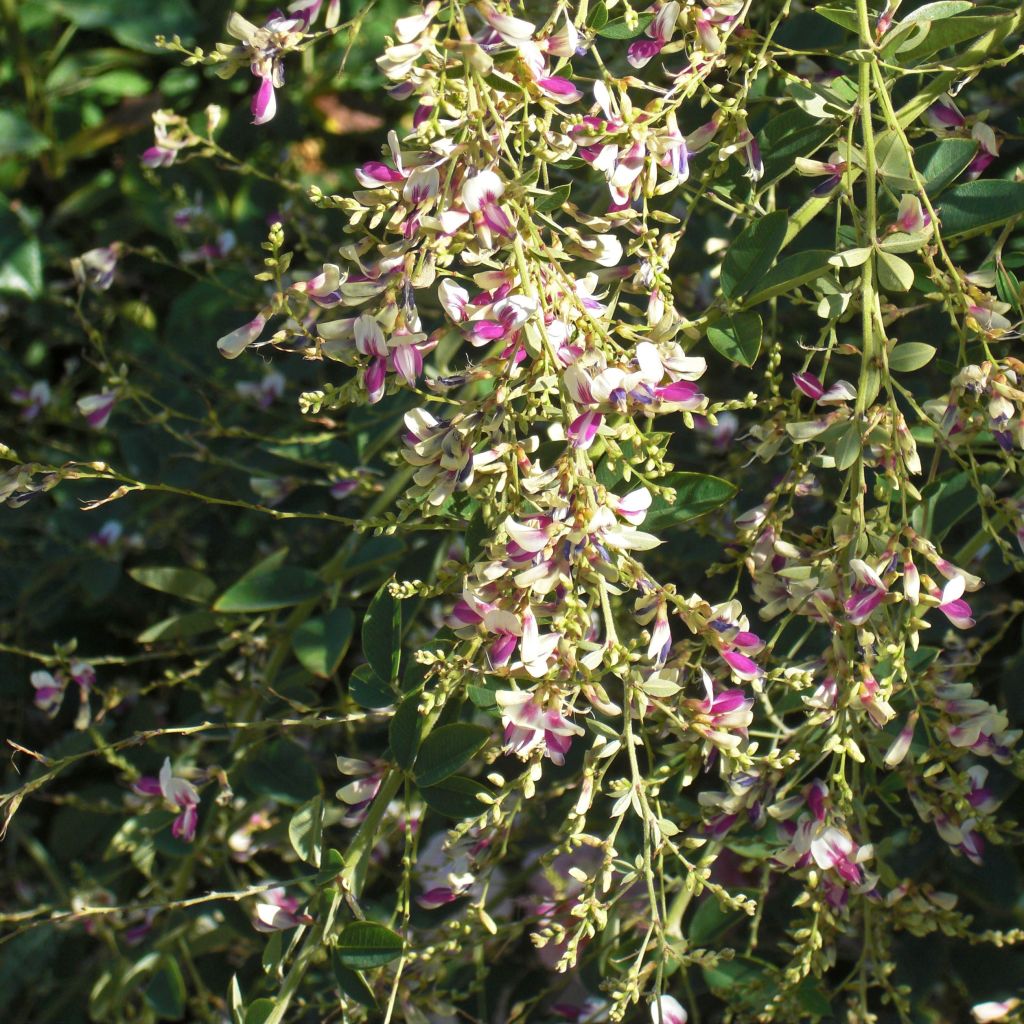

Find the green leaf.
[
  {"left": 414, "top": 723, "right": 490, "bottom": 787},
  {"left": 262, "top": 931, "right": 283, "bottom": 976},
  {"left": 758, "top": 108, "right": 835, "bottom": 186},
  {"left": 128, "top": 566, "right": 216, "bottom": 604},
  {"left": 721, "top": 211, "right": 789, "bottom": 299},
  {"left": 597, "top": 12, "right": 654, "bottom": 38},
  {"left": 229, "top": 976, "right": 244, "bottom": 1024},
  {"left": 902, "top": 1, "right": 973, "bottom": 22},
  {"left": 643, "top": 473, "right": 736, "bottom": 532},
  {"left": 997, "top": 264, "right": 1022, "bottom": 311},
  {"left": 332, "top": 954, "right": 378, "bottom": 1008},
  {"left": 888, "top": 342, "right": 936, "bottom": 372},
  {"left": 288, "top": 796, "right": 323, "bottom": 867},
  {"left": 797, "top": 978, "right": 833, "bottom": 1019},
  {"left": 0, "top": 111, "right": 51, "bottom": 159},
  {"left": 292, "top": 607, "right": 354, "bottom": 678},
  {"left": 144, "top": 957, "right": 186, "bottom": 1020},
  {"left": 136, "top": 611, "right": 219, "bottom": 644},
  {"left": 335, "top": 921, "right": 404, "bottom": 970},
  {"left": 586, "top": 0, "right": 609, "bottom": 31},
  {"left": 875, "top": 250, "right": 915, "bottom": 293},
  {"left": 706, "top": 311, "right": 762, "bottom": 367},
  {"left": 911, "top": 468, "right": 1001, "bottom": 542},
  {"left": 813, "top": 5, "right": 858, "bottom": 32},
  {"left": 895, "top": 9, "right": 1012, "bottom": 62},
  {"left": 0, "top": 234, "right": 43, "bottom": 299},
  {"left": 390, "top": 693, "right": 423, "bottom": 770},
  {"left": 533, "top": 184, "right": 571, "bottom": 213},
  {"left": 829, "top": 247, "right": 872, "bottom": 269},
  {"left": 362, "top": 581, "right": 401, "bottom": 681},
  {"left": 745, "top": 249, "right": 833, "bottom": 306},
  {"left": 349, "top": 664, "right": 395, "bottom": 708},
  {"left": 316, "top": 848, "right": 344, "bottom": 886},
  {"left": 689, "top": 896, "right": 744, "bottom": 946},
  {"left": 939, "top": 180, "right": 1024, "bottom": 237},
  {"left": 241, "top": 740, "right": 321, "bottom": 805},
  {"left": 467, "top": 676, "right": 501, "bottom": 712},
  {"left": 834, "top": 423, "right": 862, "bottom": 471},
  {"left": 46, "top": 0, "right": 196, "bottom": 52},
  {"left": 874, "top": 131, "right": 915, "bottom": 189},
  {"left": 244, "top": 999, "right": 276, "bottom": 1024},
  {"left": 916, "top": 138, "right": 977, "bottom": 194},
  {"left": 214, "top": 567, "right": 321, "bottom": 613},
  {"left": 420, "top": 775, "right": 491, "bottom": 819}
]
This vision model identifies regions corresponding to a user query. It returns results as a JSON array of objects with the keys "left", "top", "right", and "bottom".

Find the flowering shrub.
[{"left": 4, "top": 0, "right": 1024, "bottom": 1022}]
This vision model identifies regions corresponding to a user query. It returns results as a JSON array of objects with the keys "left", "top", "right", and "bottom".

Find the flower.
[
  {"left": 9, "top": 380, "right": 51, "bottom": 421},
  {"left": 844, "top": 558, "right": 889, "bottom": 625},
  {"left": 77, "top": 390, "right": 118, "bottom": 429},
  {"left": 235, "top": 370, "right": 286, "bottom": 408},
  {"left": 628, "top": 2, "right": 680, "bottom": 69},
  {"left": 253, "top": 888, "right": 313, "bottom": 931},
  {"left": 972, "top": 1000, "right": 1021, "bottom": 1023},
  {"left": 336, "top": 756, "right": 384, "bottom": 826},
  {"left": 793, "top": 372, "right": 856, "bottom": 405},
  {"left": 651, "top": 995, "right": 688, "bottom": 1024},
  {"left": 217, "top": 314, "right": 268, "bottom": 359},
  {"left": 31, "top": 670, "right": 65, "bottom": 716},
  {"left": 71, "top": 245, "right": 119, "bottom": 291},
  {"left": 496, "top": 689, "right": 584, "bottom": 765},
  {"left": 932, "top": 574, "right": 975, "bottom": 629},
  {"left": 133, "top": 758, "right": 200, "bottom": 842}
]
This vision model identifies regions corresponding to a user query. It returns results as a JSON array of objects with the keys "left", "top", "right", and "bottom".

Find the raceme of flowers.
[{"left": 41, "top": 0, "right": 1024, "bottom": 1021}]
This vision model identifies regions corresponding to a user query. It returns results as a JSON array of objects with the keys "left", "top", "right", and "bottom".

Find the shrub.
[{"left": 3, "top": 1, "right": 1024, "bottom": 1022}]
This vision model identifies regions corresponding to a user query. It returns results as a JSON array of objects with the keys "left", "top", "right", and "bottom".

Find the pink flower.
[
  {"left": 883, "top": 712, "right": 917, "bottom": 767},
  {"left": 651, "top": 994, "right": 688, "bottom": 1024},
  {"left": 933, "top": 575, "right": 975, "bottom": 629},
  {"left": 10, "top": 380, "right": 51, "bottom": 421},
  {"left": 253, "top": 888, "right": 313, "bottom": 931},
  {"left": 536, "top": 76, "right": 582, "bottom": 103},
  {"left": 77, "top": 391, "right": 118, "bottom": 429},
  {"left": 251, "top": 75, "right": 277, "bottom": 125},
  {"left": 217, "top": 315, "right": 267, "bottom": 359},
  {"left": 792, "top": 372, "right": 856, "bottom": 405},
  {"left": 496, "top": 689, "right": 584, "bottom": 765},
  {"left": 844, "top": 558, "right": 888, "bottom": 625},
  {"left": 336, "top": 756, "right": 384, "bottom": 826},
  {"left": 133, "top": 758, "right": 200, "bottom": 842},
  {"left": 628, "top": 3, "right": 680, "bottom": 69},
  {"left": 31, "top": 670, "right": 65, "bottom": 716}
]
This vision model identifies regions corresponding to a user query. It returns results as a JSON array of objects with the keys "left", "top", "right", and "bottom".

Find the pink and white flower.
[
  {"left": 496, "top": 689, "right": 584, "bottom": 765},
  {"left": 133, "top": 758, "right": 200, "bottom": 842}
]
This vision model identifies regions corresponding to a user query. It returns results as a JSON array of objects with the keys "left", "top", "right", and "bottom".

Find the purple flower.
[
  {"left": 133, "top": 758, "right": 200, "bottom": 842},
  {"left": 496, "top": 689, "right": 583, "bottom": 765},
  {"left": 77, "top": 391, "right": 118, "bottom": 430},
  {"left": 217, "top": 314, "right": 267, "bottom": 359},
  {"left": 627, "top": 2, "right": 680, "bottom": 69}
]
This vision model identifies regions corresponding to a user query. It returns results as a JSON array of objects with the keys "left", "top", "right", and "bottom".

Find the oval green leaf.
[
  {"left": 420, "top": 775, "right": 491, "bottom": 819},
  {"left": 288, "top": 796, "right": 323, "bottom": 867},
  {"left": 335, "top": 921, "right": 403, "bottom": 970},
  {"left": 414, "top": 723, "right": 490, "bottom": 788},
  {"left": 362, "top": 581, "right": 401, "bottom": 681},
  {"left": 706, "top": 311, "right": 762, "bottom": 367},
  {"left": 643, "top": 473, "right": 737, "bottom": 532},
  {"left": 292, "top": 607, "right": 354, "bottom": 678},
  {"left": 129, "top": 566, "right": 216, "bottom": 604},
  {"left": 939, "top": 180, "right": 1024, "bottom": 238},
  {"left": 888, "top": 342, "right": 937, "bottom": 372},
  {"left": 214, "top": 567, "right": 321, "bottom": 613},
  {"left": 389, "top": 693, "right": 423, "bottom": 770},
  {"left": 721, "top": 210, "right": 789, "bottom": 300}
]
